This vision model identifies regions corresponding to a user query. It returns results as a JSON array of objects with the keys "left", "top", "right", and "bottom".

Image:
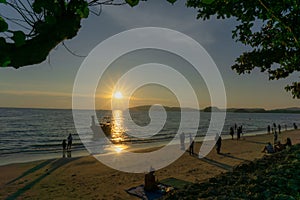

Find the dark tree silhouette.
[
  {"left": 0, "top": 0, "right": 125, "bottom": 68},
  {"left": 186, "top": 0, "right": 300, "bottom": 98}
]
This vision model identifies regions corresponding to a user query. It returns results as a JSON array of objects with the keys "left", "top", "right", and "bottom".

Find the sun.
[{"left": 113, "top": 91, "right": 123, "bottom": 99}]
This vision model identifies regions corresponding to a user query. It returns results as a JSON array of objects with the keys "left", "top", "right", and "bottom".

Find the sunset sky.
[{"left": 0, "top": 1, "right": 299, "bottom": 110}]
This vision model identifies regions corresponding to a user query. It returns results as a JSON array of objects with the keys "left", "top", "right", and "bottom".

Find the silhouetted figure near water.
[
  {"left": 294, "top": 123, "right": 298, "bottom": 130},
  {"left": 229, "top": 127, "right": 234, "bottom": 140},
  {"left": 189, "top": 133, "right": 194, "bottom": 155},
  {"left": 180, "top": 132, "right": 185, "bottom": 150},
  {"left": 278, "top": 124, "right": 281, "bottom": 134},
  {"left": 267, "top": 125, "right": 271, "bottom": 134},
  {"left": 189, "top": 141, "right": 194, "bottom": 155},
  {"left": 273, "top": 123, "right": 277, "bottom": 132},
  {"left": 216, "top": 136, "right": 222, "bottom": 154},
  {"left": 67, "top": 133, "right": 73, "bottom": 150},
  {"left": 62, "top": 139, "right": 67, "bottom": 158},
  {"left": 237, "top": 126, "right": 242, "bottom": 140}
]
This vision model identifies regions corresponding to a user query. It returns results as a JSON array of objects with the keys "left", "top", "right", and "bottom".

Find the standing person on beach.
[
  {"left": 267, "top": 125, "right": 271, "bottom": 134},
  {"left": 180, "top": 132, "right": 185, "bottom": 150},
  {"left": 189, "top": 133, "right": 194, "bottom": 155},
  {"left": 278, "top": 124, "right": 281, "bottom": 134},
  {"left": 273, "top": 123, "right": 277, "bottom": 132},
  {"left": 215, "top": 134, "right": 222, "bottom": 154},
  {"left": 237, "top": 127, "right": 241, "bottom": 140},
  {"left": 294, "top": 123, "right": 298, "bottom": 130},
  {"left": 67, "top": 133, "right": 73, "bottom": 150},
  {"left": 229, "top": 127, "right": 234, "bottom": 140}
]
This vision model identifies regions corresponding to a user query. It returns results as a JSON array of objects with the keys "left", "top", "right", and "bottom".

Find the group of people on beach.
[
  {"left": 262, "top": 138, "right": 292, "bottom": 154},
  {"left": 180, "top": 132, "right": 195, "bottom": 156},
  {"left": 62, "top": 133, "right": 73, "bottom": 157},
  {"left": 262, "top": 122, "right": 297, "bottom": 154},
  {"left": 229, "top": 123, "right": 243, "bottom": 140}
]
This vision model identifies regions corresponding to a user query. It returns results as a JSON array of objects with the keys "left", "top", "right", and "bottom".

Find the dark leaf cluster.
[{"left": 186, "top": 0, "right": 300, "bottom": 98}]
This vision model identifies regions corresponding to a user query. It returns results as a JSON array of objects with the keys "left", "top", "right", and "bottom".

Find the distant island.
[{"left": 129, "top": 105, "right": 300, "bottom": 114}]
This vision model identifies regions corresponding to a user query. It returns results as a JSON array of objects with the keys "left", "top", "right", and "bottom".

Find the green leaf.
[
  {"left": 167, "top": 0, "right": 177, "bottom": 4},
  {"left": 0, "top": 17, "right": 8, "bottom": 32},
  {"left": 202, "top": 0, "right": 215, "bottom": 4},
  {"left": 45, "top": 15, "right": 56, "bottom": 25},
  {"left": 12, "top": 31, "right": 26, "bottom": 47},
  {"left": 126, "top": 0, "right": 139, "bottom": 7},
  {"left": 0, "top": 37, "right": 5, "bottom": 46},
  {"left": 76, "top": 7, "right": 89, "bottom": 18},
  {"left": 0, "top": 56, "right": 11, "bottom": 67},
  {"left": 32, "top": 0, "right": 43, "bottom": 13}
]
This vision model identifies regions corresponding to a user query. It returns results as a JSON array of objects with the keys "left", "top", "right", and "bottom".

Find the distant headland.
[{"left": 129, "top": 105, "right": 300, "bottom": 114}]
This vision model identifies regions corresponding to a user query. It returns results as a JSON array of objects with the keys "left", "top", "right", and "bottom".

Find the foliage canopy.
[{"left": 186, "top": 0, "right": 300, "bottom": 98}]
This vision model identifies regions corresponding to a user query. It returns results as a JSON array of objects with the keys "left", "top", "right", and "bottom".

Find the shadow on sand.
[
  {"left": 219, "top": 153, "right": 250, "bottom": 162},
  {"left": 5, "top": 157, "right": 80, "bottom": 200},
  {"left": 189, "top": 153, "right": 233, "bottom": 171}
]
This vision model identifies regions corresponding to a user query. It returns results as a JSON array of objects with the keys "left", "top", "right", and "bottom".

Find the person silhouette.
[
  {"left": 180, "top": 132, "right": 185, "bottom": 150},
  {"left": 215, "top": 133, "right": 222, "bottom": 154},
  {"left": 267, "top": 125, "right": 271, "bottom": 134},
  {"left": 189, "top": 133, "right": 194, "bottom": 155},
  {"left": 67, "top": 133, "right": 73, "bottom": 150},
  {"left": 62, "top": 139, "right": 67, "bottom": 158},
  {"left": 230, "top": 127, "right": 234, "bottom": 139}
]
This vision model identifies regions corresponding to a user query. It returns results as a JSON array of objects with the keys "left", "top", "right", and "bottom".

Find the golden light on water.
[
  {"left": 110, "top": 110, "right": 126, "bottom": 143},
  {"left": 114, "top": 145, "right": 124, "bottom": 153}
]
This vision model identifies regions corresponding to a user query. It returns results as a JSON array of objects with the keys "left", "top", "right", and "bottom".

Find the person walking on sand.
[
  {"left": 215, "top": 133, "right": 222, "bottom": 154},
  {"left": 189, "top": 133, "right": 194, "bottom": 155},
  {"left": 67, "top": 133, "right": 73, "bottom": 150}
]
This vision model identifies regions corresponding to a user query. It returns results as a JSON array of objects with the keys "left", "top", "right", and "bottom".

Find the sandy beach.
[{"left": 1, "top": 129, "right": 299, "bottom": 200}]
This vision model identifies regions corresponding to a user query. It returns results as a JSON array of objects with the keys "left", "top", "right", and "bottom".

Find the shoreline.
[
  {"left": 1, "top": 129, "right": 299, "bottom": 199},
  {"left": 0, "top": 127, "right": 296, "bottom": 167}
]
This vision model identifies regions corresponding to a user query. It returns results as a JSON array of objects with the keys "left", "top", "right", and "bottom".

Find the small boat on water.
[
  {"left": 90, "top": 115, "right": 125, "bottom": 143},
  {"left": 90, "top": 116, "right": 112, "bottom": 139}
]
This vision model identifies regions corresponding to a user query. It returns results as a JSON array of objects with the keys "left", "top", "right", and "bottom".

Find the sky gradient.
[{"left": 0, "top": 1, "right": 299, "bottom": 110}]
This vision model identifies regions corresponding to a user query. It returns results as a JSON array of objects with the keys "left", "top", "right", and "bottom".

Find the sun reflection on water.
[{"left": 110, "top": 110, "right": 126, "bottom": 143}]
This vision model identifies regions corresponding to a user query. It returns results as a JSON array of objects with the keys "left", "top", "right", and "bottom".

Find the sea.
[{"left": 0, "top": 107, "right": 299, "bottom": 166}]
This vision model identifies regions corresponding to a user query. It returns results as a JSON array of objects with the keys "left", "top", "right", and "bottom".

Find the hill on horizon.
[{"left": 129, "top": 105, "right": 300, "bottom": 113}]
